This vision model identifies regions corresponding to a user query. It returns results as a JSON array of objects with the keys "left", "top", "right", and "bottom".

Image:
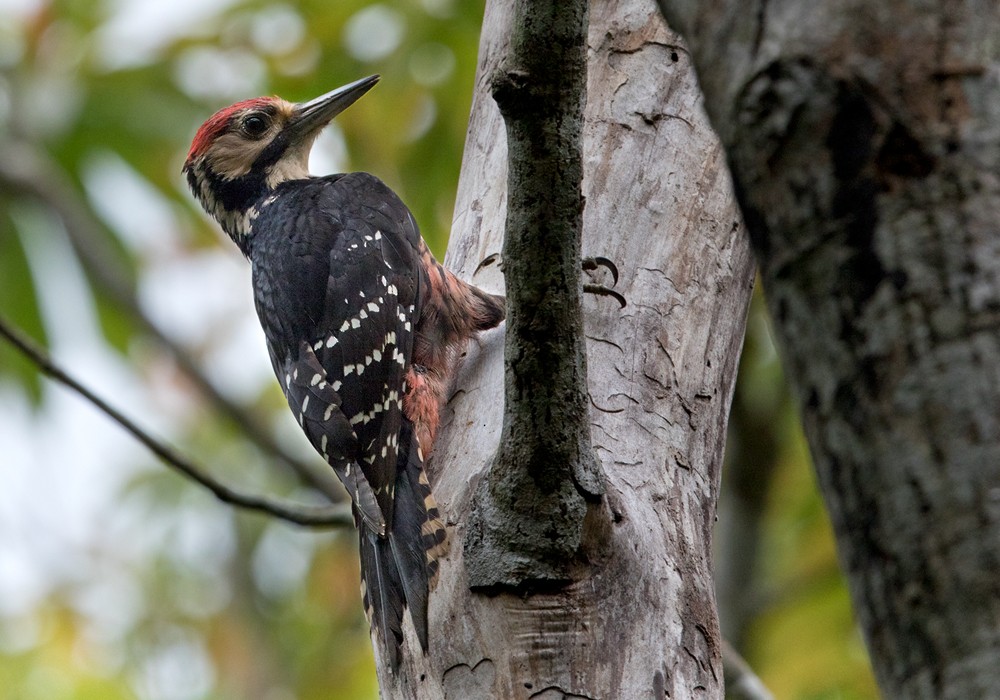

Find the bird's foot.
[
  {"left": 474, "top": 252, "right": 501, "bottom": 274},
  {"left": 474, "top": 253, "right": 627, "bottom": 308},
  {"left": 582, "top": 256, "right": 626, "bottom": 308}
]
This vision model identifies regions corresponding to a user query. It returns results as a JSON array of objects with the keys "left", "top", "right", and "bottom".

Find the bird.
[{"left": 182, "top": 75, "right": 505, "bottom": 670}]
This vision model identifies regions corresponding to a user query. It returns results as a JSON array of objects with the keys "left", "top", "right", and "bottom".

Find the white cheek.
[{"left": 207, "top": 134, "right": 270, "bottom": 179}]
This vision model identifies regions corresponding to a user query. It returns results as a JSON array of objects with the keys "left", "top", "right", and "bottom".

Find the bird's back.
[{"left": 249, "top": 174, "right": 442, "bottom": 664}]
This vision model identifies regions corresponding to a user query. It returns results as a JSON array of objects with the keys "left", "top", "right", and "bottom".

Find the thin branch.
[
  {"left": 464, "top": 0, "right": 602, "bottom": 588},
  {"left": 722, "top": 639, "right": 775, "bottom": 700},
  {"left": 0, "top": 314, "right": 353, "bottom": 528},
  {"left": 0, "top": 139, "right": 344, "bottom": 502}
]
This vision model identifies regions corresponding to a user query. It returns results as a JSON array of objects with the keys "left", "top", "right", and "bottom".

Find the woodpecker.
[{"left": 183, "top": 75, "right": 505, "bottom": 669}]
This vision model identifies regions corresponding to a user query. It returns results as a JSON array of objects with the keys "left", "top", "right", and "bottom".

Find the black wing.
[
  {"left": 253, "top": 172, "right": 426, "bottom": 533},
  {"left": 251, "top": 173, "right": 441, "bottom": 668}
]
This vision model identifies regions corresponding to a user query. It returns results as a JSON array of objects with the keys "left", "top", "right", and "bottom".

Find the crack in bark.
[
  {"left": 441, "top": 658, "right": 496, "bottom": 699},
  {"left": 585, "top": 334, "right": 625, "bottom": 353},
  {"left": 528, "top": 686, "right": 597, "bottom": 700},
  {"left": 588, "top": 392, "right": 626, "bottom": 414}
]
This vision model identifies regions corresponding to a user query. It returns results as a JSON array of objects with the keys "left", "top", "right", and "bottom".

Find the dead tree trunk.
[
  {"left": 374, "top": 1, "right": 754, "bottom": 697},
  {"left": 659, "top": 1, "right": 1000, "bottom": 696}
]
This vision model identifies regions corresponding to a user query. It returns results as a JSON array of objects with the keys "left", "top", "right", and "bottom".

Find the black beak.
[{"left": 286, "top": 75, "right": 380, "bottom": 143}]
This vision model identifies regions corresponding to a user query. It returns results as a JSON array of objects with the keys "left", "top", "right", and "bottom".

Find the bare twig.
[
  {"left": 464, "top": 0, "right": 602, "bottom": 588},
  {"left": 0, "top": 139, "right": 344, "bottom": 502},
  {"left": 722, "top": 639, "right": 775, "bottom": 700},
  {"left": 0, "top": 314, "right": 353, "bottom": 528}
]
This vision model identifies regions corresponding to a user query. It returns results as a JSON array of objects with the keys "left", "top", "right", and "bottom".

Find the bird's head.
[{"left": 183, "top": 75, "right": 379, "bottom": 245}]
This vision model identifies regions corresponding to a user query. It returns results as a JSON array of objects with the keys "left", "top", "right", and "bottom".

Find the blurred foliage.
[{"left": 0, "top": 0, "right": 879, "bottom": 698}]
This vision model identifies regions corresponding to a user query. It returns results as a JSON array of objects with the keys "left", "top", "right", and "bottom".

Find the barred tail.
[{"left": 359, "top": 420, "right": 448, "bottom": 671}]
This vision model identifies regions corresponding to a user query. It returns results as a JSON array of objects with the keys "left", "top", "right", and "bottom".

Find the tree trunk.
[
  {"left": 374, "top": 1, "right": 754, "bottom": 697},
  {"left": 659, "top": 1, "right": 1000, "bottom": 696}
]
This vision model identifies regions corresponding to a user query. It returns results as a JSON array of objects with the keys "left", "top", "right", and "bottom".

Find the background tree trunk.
[
  {"left": 659, "top": 1, "right": 1000, "bottom": 696},
  {"left": 375, "top": 1, "right": 754, "bottom": 697}
]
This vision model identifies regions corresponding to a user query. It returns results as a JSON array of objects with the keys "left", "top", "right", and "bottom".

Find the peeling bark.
[
  {"left": 662, "top": 0, "right": 1000, "bottom": 696},
  {"left": 374, "top": 1, "right": 754, "bottom": 697}
]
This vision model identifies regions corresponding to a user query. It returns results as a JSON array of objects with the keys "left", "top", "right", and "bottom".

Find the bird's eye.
[{"left": 241, "top": 113, "right": 270, "bottom": 138}]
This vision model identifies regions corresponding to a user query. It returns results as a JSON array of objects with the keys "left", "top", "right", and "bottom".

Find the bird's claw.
[
  {"left": 581, "top": 256, "right": 619, "bottom": 287},
  {"left": 474, "top": 252, "right": 501, "bottom": 274},
  {"left": 474, "top": 253, "right": 627, "bottom": 308},
  {"left": 583, "top": 283, "right": 627, "bottom": 309},
  {"left": 582, "top": 256, "right": 626, "bottom": 308}
]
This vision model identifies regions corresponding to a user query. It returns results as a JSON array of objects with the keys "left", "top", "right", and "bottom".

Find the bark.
[
  {"left": 374, "top": 1, "right": 754, "bottom": 697},
  {"left": 660, "top": 1, "right": 1000, "bottom": 696},
  {"left": 465, "top": 0, "right": 603, "bottom": 590}
]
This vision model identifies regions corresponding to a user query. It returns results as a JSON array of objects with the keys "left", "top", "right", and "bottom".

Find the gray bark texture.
[
  {"left": 374, "top": 0, "right": 754, "bottom": 697},
  {"left": 659, "top": 0, "right": 1000, "bottom": 697}
]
